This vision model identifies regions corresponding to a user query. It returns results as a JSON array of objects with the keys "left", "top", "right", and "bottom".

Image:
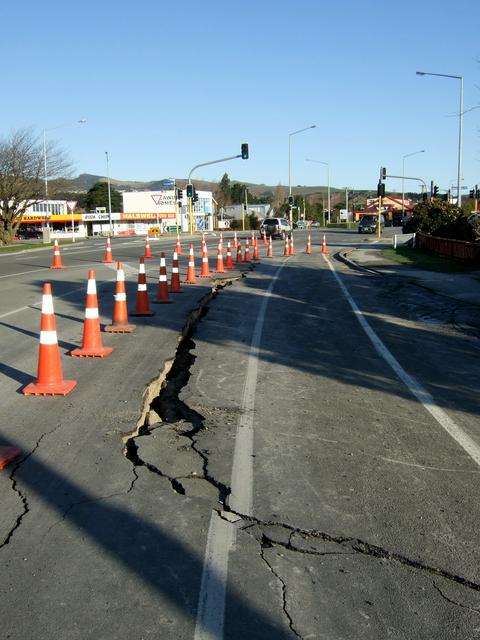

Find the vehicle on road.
[
  {"left": 260, "top": 217, "right": 292, "bottom": 239},
  {"left": 310, "top": 221, "right": 321, "bottom": 228},
  {"left": 293, "top": 220, "right": 306, "bottom": 229},
  {"left": 358, "top": 214, "right": 385, "bottom": 234}
]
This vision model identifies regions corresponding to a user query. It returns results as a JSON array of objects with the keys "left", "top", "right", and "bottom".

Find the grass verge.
[{"left": 382, "top": 247, "right": 476, "bottom": 272}]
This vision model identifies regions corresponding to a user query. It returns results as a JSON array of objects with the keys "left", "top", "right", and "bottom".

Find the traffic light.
[
  {"left": 377, "top": 182, "right": 385, "bottom": 197},
  {"left": 433, "top": 185, "right": 439, "bottom": 197},
  {"left": 288, "top": 195, "right": 294, "bottom": 206},
  {"left": 193, "top": 189, "right": 199, "bottom": 203},
  {"left": 469, "top": 189, "right": 475, "bottom": 199},
  {"left": 422, "top": 192, "right": 428, "bottom": 202},
  {"left": 177, "top": 189, "right": 183, "bottom": 201},
  {"left": 241, "top": 143, "right": 249, "bottom": 159},
  {"left": 186, "top": 184, "right": 194, "bottom": 198},
  {"left": 380, "top": 167, "right": 386, "bottom": 180}
]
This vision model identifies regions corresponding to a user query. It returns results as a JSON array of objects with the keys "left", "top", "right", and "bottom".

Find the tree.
[
  {"left": 0, "top": 128, "right": 71, "bottom": 244},
  {"left": 272, "top": 183, "right": 286, "bottom": 210},
  {"left": 84, "top": 181, "right": 122, "bottom": 212},
  {"left": 404, "top": 198, "right": 460, "bottom": 236},
  {"left": 214, "top": 172, "right": 231, "bottom": 209}
]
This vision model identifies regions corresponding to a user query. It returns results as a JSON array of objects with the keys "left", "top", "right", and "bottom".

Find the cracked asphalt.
[{"left": 1, "top": 231, "right": 480, "bottom": 639}]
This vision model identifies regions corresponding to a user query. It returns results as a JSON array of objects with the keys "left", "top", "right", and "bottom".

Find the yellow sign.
[{"left": 148, "top": 227, "right": 161, "bottom": 235}]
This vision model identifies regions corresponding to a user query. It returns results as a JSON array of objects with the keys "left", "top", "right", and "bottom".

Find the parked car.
[
  {"left": 293, "top": 220, "right": 306, "bottom": 230},
  {"left": 310, "top": 221, "right": 321, "bottom": 228},
  {"left": 15, "top": 226, "right": 42, "bottom": 240},
  {"left": 358, "top": 214, "right": 385, "bottom": 234},
  {"left": 260, "top": 217, "right": 292, "bottom": 239}
]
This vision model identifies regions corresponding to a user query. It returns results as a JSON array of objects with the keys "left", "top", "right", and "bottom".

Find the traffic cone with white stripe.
[
  {"left": 199, "top": 245, "right": 212, "bottom": 278},
  {"left": 50, "top": 240, "right": 64, "bottom": 270},
  {"left": 144, "top": 236, "right": 154, "bottom": 259},
  {"left": 72, "top": 271, "right": 114, "bottom": 355},
  {"left": 170, "top": 251, "right": 184, "bottom": 293},
  {"left": 102, "top": 237, "right": 114, "bottom": 264},
  {"left": 154, "top": 252, "right": 173, "bottom": 303},
  {"left": 289, "top": 234, "right": 295, "bottom": 256},
  {"left": 131, "top": 258, "right": 154, "bottom": 316},
  {"left": 253, "top": 236, "right": 260, "bottom": 261},
  {"left": 23, "top": 283, "right": 77, "bottom": 395},
  {"left": 225, "top": 241, "right": 234, "bottom": 269},
  {"left": 262, "top": 230, "right": 268, "bottom": 246},
  {"left": 175, "top": 233, "right": 183, "bottom": 255},
  {"left": 105, "top": 263, "right": 136, "bottom": 332},
  {"left": 322, "top": 234, "right": 327, "bottom": 254},
  {"left": 266, "top": 237, "right": 273, "bottom": 258},
  {"left": 236, "top": 242, "right": 243, "bottom": 264},
  {"left": 215, "top": 242, "right": 225, "bottom": 273},
  {"left": 306, "top": 235, "right": 312, "bottom": 254},
  {"left": 219, "top": 233, "right": 224, "bottom": 250},
  {"left": 184, "top": 245, "right": 197, "bottom": 284},
  {"left": 233, "top": 231, "right": 238, "bottom": 249},
  {"left": 283, "top": 236, "right": 289, "bottom": 256},
  {"left": 244, "top": 239, "right": 251, "bottom": 262}
]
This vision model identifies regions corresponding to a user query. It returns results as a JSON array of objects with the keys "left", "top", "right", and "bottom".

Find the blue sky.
[{"left": 1, "top": 0, "right": 479, "bottom": 192}]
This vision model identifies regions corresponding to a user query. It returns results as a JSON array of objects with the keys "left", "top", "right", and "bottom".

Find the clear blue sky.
[{"left": 2, "top": 0, "right": 479, "bottom": 192}]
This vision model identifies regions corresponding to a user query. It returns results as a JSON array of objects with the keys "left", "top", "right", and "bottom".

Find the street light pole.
[
  {"left": 306, "top": 158, "right": 330, "bottom": 224},
  {"left": 402, "top": 149, "right": 425, "bottom": 218},
  {"left": 416, "top": 71, "right": 463, "bottom": 206},
  {"left": 288, "top": 125, "right": 316, "bottom": 224},
  {"left": 105, "top": 151, "right": 113, "bottom": 236}
]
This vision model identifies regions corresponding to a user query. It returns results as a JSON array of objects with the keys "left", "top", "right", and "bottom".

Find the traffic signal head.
[
  {"left": 433, "top": 185, "right": 439, "bottom": 196},
  {"left": 288, "top": 195, "right": 294, "bottom": 206},
  {"left": 193, "top": 190, "right": 199, "bottom": 203},
  {"left": 469, "top": 189, "right": 475, "bottom": 199},
  {"left": 177, "top": 189, "right": 183, "bottom": 201},
  {"left": 186, "top": 184, "right": 194, "bottom": 198},
  {"left": 380, "top": 167, "right": 386, "bottom": 181},
  {"left": 241, "top": 143, "right": 249, "bottom": 159},
  {"left": 377, "top": 182, "right": 385, "bottom": 197}
]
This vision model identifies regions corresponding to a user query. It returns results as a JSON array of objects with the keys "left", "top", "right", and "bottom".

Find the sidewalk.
[{"left": 342, "top": 246, "right": 480, "bottom": 331}]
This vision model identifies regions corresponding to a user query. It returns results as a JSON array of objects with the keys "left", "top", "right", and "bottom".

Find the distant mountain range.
[{"left": 64, "top": 173, "right": 351, "bottom": 198}]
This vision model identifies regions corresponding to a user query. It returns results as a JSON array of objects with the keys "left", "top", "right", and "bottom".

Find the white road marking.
[
  {"left": 194, "top": 261, "right": 286, "bottom": 640},
  {"left": 324, "top": 255, "right": 480, "bottom": 468}
]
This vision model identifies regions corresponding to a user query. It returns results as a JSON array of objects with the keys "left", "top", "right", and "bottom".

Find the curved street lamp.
[
  {"left": 306, "top": 158, "right": 330, "bottom": 224},
  {"left": 402, "top": 149, "right": 425, "bottom": 217},
  {"left": 288, "top": 125, "right": 316, "bottom": 223}
]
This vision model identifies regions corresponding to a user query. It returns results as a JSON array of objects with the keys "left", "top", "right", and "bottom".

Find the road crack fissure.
[
  {"left": 217, "top": 510, "right": 480, "bottom": 594},
  {"left": 0, "top": 424, "right": 63, "bottom": 551},
  {"left": 124, "top": 278, "right": 241, "bottom": 502},
  {"left": 259, "top": 535, "right": 303, "bottom": 639},
  {"left": 432, "top": 581, "right": 480, "bottom": 615}
]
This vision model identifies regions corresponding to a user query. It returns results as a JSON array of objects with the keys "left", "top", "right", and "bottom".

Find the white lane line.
[
  {"left": 324, "top": 255, "right": 480, "bottom": 468},
  {"left": 194, "top": 261, "right": 286, "bottom": 640}
]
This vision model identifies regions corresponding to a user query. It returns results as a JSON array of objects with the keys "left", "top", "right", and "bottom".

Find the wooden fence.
[{"left": 416, "top": 233, "right": 480, "bottom": 263}]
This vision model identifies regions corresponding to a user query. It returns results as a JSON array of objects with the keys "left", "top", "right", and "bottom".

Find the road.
[{"left": 0, "top": 229, "right": 479, "bottom": 639}]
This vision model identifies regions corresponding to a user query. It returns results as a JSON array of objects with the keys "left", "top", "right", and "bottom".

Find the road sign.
[{"left": 66, "top": 200, "right": 77, "bottom": 211}]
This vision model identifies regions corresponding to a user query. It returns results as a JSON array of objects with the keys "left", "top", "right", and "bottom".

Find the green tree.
[
  {"left": 0, "top": 128, "right": 71, "bottom": 244},
  {"left": 404, "top": 198, "right": 460, "bottom": 236},
  {"left": 84, "top": 181, "right": 122, "bottom": 212},
  {"left": 214, "top": 172, "right": 231, "bottom": 209}
]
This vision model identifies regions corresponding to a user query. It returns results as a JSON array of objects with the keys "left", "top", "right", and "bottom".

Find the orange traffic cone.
[
  {"left": 236, "top": 242, "right": 243, "bottom": 264},
  {"left": 199, "top": 245, "right": 212, "bottom": 278},
  {"left": 154, "top": 252, "right": 173, "bottom": 303},
  {"left": 175, "top": 233, "right": 183, "bottom": 255},
  {"left": 71, "top": 271, "right": 114, "bottom": 356},
  {"left": 23, "top": 283, "right": 77, "bottom": 395},
  {"left": 144, "top": 236, "right": 154, "bottom": 259},
  {"left": 262, "top": 230, "right": 268, "bottom": 246},
  {"left": 184, "top": 245, "right": 197, "bottom": 284},
  {"left": 50, "top": 239, "right": 64, "bottom": 270},
  {"left": 289, "top": 235, "right": 295, "bottom": 256},
  {"left": 0, "top": 447, "right": 22, "bottom": 471},
  {"left": 219, "top": 233, "right": 224, "bottom": 250},
  {"left": 244, "top": 239, "right": 251, "bottom": 263},
  {"left": 266, "top": 237, "right": 273, "bottom": 258},
  {"left": 253, "top": 237, "right": 260, "bottom": 261},
  {"left": 105, "top": 263, "right": 136, "bottom": 333},
  {"left": 170, "top": 251, "right": 184, "bottom": 293},
  {"left": 131, "top": 258, "right": 154, "bottom": 316},
  {"left": 225, "top": 241, "right": 234, "bottom": 269},
  {"left": 306, "top": 235, "right": 312, "bottom": 254},
  {"left": 102, "top": 237, "right": 114, "bottom": 264},
  {"left": 283, "top": 236, "right": 289, "bottom": 256},
  {"left": 215, "top": 242, "right": 225, "bottom": 273},
  {"left": 233, "top": 231, "right": 238, "bottom": 249},
  {"left": 322, "top": 234, "right": 327, "bottom": 254}
]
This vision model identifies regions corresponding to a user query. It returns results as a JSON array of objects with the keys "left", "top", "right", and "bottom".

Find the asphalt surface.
[{"left": 1, "top": 230, "right": 479, "bottom": 639}]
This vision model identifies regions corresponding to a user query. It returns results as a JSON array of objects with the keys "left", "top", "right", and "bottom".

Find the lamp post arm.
[
  {"left": 188, "top": 154, "right": 241, "bottom": 183},
  {"left": 385, "top": 174, "right": 428, "bottom": 192}
]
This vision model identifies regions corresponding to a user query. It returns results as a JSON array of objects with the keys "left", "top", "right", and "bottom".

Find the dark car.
[{"left": 358, "top": 215, "right": 384, "bottom": 234}]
